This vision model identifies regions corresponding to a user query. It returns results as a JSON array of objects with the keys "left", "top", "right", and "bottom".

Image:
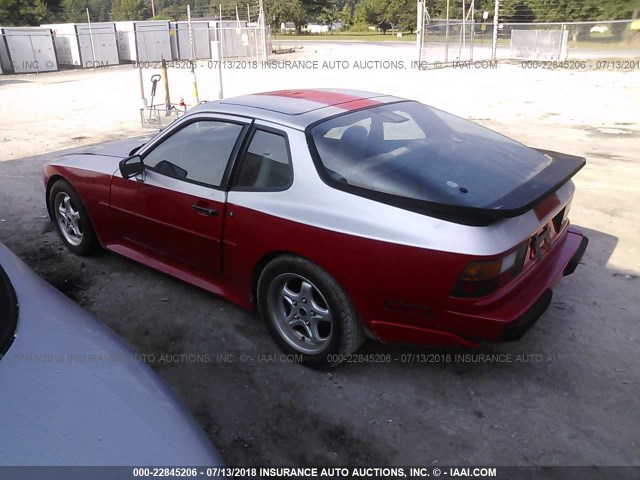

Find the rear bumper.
[
  {"left": 498, "top": 289, "right": 553, "bottom": 342},
  {"left": 370, "top": 228, "right": 588, "bottom": 347},
  {"left": 563, "top": 235, "right": 589, "bottom": 276}
]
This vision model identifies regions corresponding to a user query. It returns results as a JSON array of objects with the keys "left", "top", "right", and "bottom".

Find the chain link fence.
[
  {"left": 416, "top": 0, "right": 640, "bottom": 66},
  {"left": 495, "top": 20, "right": 640, "bottom": 60},
  {"left": 419, "top": 19, "right": 495, "bottom": 64},
  {"left": 417, "top": 0, "right": 497, "bottom": 65}
]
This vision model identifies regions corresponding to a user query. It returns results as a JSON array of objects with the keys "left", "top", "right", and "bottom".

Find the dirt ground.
[{"left": 0, "top": 44, "right": 638, "bottom": 467}]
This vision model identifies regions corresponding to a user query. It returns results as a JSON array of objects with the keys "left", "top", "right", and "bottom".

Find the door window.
[
  {"left": 233, "top": 129, "right": 293, "bottom": 190},
  {"left": 144, "top": 120, "right": 244, "bottom": 187}
]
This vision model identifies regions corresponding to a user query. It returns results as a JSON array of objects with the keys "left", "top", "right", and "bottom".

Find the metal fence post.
[
  {"left": 416, "top": 0, "right": 424, "bottom": 63},
  {"left": 162, "top": 59, "right": 171, "bottom": 113},
  {"left": 492, "top": 0, "right": 499, "bottom": 62},
  {"left": 462, "top": 0, "right": 466, "bottom": 56},
  {"left": 86, "top": 8, "right": 96, "bottom": 67},
  {"left": 187, "top": 5, "right": 199, "bottom": 104},
  {"left": 258, "top": 0, "right": 268, "bottom": 60},
  {"left": 219, "top": 4, "right": 224, "bottom": 63},
  {"left": 138, "top": 66, "right": 146, "bottom": 125},
  {"left": 445, "top": 0, "right": 450, "bottom": 63},
  {"left": 470, "top": 0, "right": 475, "bottom": 62}
]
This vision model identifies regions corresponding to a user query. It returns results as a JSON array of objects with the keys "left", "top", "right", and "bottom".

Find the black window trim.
[
  {"left": 0, "top": 263, "right": 18, "bottom": 359},
  {"left": 304, "top": 101, "right": 585, "bottom": 226},
  {"left": 228, "top": 124, "right": 294, "bottom": 193},
  {"left": 139, "top": 115, "right": 252, "bottom": 191}
]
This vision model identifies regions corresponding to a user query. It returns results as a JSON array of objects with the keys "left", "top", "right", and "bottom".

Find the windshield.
[
  {"left": 0, "top": 264, "right": 18, "bottom": 358},
  {"left": 309, "top": 101, "right": 563, "bottom": 213}
]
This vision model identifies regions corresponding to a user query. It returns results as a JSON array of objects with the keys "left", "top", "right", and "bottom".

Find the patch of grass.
[
  {"left": 273, "top": 31, "right": 507, "bottom": 46},
  {"left": 272, "top": 32, "right": 417, "bottom": 42},
  {"left": 568, "top": 40, "right": 638, "bottom": 50}
]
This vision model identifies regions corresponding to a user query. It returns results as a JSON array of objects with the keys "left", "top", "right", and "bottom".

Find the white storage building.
[
  {"left": 210, "top": 20, "right": 251, "bottom": 59},
  {"left": 0, "top": 37, "right": 10, "bottom": 74},
  {"left": 172, "top": 21, "right": 212, "bottom": 60},
  {"left": 41, "top": 22, "right": 119, "bottom": 68},
  {"left": 0, "top": 27, "right": 58, "bottom": 73},
  {"left": 115, "top": 20, "right": 172, "bottom": 62}
]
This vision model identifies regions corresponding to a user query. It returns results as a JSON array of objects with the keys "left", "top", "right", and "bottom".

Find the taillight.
[{"left": 452, "top": 243, "right": 528, "bottom": 298}]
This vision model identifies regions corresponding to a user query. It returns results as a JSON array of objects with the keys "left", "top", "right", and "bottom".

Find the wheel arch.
[
  {"left": 46, "top": 175, "right": 102, "bottom": 247},
  {"left": 251, "top": 250, "right": 301, "bottom": 312},
  {"left": 249, "top": 250, "right": 375, "bottom": 339},
  {"left": 45, "top": 174, "right": 66, "bottom": 220}
]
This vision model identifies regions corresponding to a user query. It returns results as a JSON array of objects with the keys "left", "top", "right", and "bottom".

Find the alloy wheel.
[
  {"left": 54, "top": 192, "right": 83, "bottom": 247},
  {"left": 267, "top": 273, "right": 334, "bottom": 355}
]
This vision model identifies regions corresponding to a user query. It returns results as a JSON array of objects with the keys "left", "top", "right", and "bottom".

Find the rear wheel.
[
  {"left": 49, "top": 180, "right": 98, "bottom": 256},
  {"left": 257, "top": 255, "right": 366, "bottom": 367}
]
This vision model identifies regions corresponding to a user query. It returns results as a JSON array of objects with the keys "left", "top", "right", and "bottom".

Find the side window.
[
  {"left": 233, "top": 129, "right": 292, "bottom": 190},
  {"left": 143, "top": 120, "right": 243, "bottom": 187}
]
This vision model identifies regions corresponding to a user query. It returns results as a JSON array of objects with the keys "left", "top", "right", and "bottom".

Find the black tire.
[
  {"left": 49, "top": 179, "right": 99, "bottom": 256},
  {"left": 257, "top": 255, "right": 366, "bottom": 368}
]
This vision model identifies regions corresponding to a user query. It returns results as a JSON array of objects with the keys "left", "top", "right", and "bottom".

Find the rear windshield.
[
  {"left": 309, "top": 101, "right": 567, "bottom": 214},
  {"left": 0, "top": 264, "right": 18, "bottom": 358}
]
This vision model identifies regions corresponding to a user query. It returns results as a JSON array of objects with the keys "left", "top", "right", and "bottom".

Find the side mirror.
[{"left": 119, "top": 155, "right": 144, "bottom": 180}]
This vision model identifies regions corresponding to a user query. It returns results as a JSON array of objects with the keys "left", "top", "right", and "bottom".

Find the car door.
[{"left": 110, "top": 115, "right": 249, "bottom": 275}]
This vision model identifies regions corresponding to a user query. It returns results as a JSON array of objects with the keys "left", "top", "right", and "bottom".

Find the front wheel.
[
  {"left": 49, "top": 179, "right": 98, "bottom": 256},
  {"left": 257, "top": 255, "right": 366, "bottom": 367}
]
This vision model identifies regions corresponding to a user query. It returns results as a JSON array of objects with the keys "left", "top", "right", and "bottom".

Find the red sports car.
[{"left": 44, "top": 89, "right": 588, "bottom": 366}]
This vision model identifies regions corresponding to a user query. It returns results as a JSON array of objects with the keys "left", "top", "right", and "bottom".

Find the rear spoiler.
[
  {"left": 483, "top": 148, "right": 586, "bottom": 215},
  {"left": 336, "top": 149, "right": 586, "bottom": 226}
]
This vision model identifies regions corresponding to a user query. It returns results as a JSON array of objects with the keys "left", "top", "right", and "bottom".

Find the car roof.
[{"left": 189, "top": 88, "right": 406, "bottom": 130}]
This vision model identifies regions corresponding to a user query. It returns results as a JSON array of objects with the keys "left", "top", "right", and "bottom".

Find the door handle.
[{"left": 192, "top": 204, "right": 218, "bottom": 216}]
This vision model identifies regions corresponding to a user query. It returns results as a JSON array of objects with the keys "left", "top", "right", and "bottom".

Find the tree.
[
  {"left": 397, "top": 0, "right": 417, "bottom": 32},
  {"left": 527, "top": 0, "right": 601, "bottom": 22},
  {"left": 111, "top": 0, "right": 148, "bottom": 20},
  {"left": 380, "top": 0, "right": 415, "bottom": 29},
  {"left": 0, "top": 0, "right": 49, "bottom": 25},
  {"left": 599, "top": 0, "right": 640, "bottom": 19},
  {"left": 191, "top": 0, "right": 208, "bottom": 17},
  {"left": 353, "top": 0, "right": 383, "bottom": 30},
  {"left": 497, "top": 0, "right": 535, "bottom": 22},
  {"left": 97, "top": 3, "right": 111, "bottom": 20},
  {"left": 490, "top": 0, "right": 638, "bottom": 23},
  {"left": 302, "top": 0, "right": 334, "bottom": 22},
  {"left": 317, "top": 1, "right": 339, "bottom": 26},
  {"left": 351, "top": 0, "right": 417, "bottom": 33},
  {"left": 338, "top": 3, "right": 353, "bottom": 28},
  {"left": 62, "top": 0, "right": 88, "bottom": 22},
  {"left": 422, "top": 0, "right": 463, "bottom": 19},
  {"left": 265, "top": 0, "right": 305, "bottom": 29}
]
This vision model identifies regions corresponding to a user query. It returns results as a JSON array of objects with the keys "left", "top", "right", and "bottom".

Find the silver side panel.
[
  {"left": 49, "top": 153, "right": 122, "bottom": 176},
  {"left": 228, "top": 126, "right": 574, "bottom": 257}
]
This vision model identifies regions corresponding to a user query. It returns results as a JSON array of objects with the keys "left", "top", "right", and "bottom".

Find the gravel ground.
[{"left": 0, "top": 45, "right": 638, "bottom": 467}]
